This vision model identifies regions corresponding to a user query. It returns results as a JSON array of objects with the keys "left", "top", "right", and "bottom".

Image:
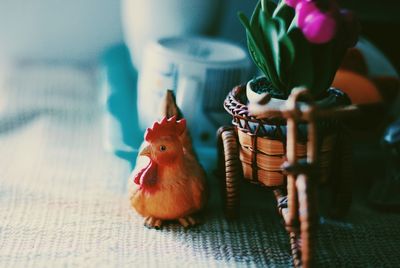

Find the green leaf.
[
  {"left": 287, "top": 28, "right": 314, "bottom": 95},
  {"left": 273, "top": 17, "right": 285, "bottom": 39},
  {"left": 287, "top": 14, "right": 299, "bottom": 33},
  {"left": 259, "top": 10, "right": 282, "bottom": 89},
  {"left": 247, "top": 36, "right": 270, "bottom": 79},
  {"left": 250, "top": 1, "right": 262, "bottom": 28},
  {"left": 279, "top": 35, "right": 295, "bottom": 65},
  {"left": 273, "top": 1, "right": 295, "bottom": 30},
  {"left": 239, "top": 11, "right": 282, "bottom": 89},
  {"left": 250, "top": 2, "right": 266, "bottom": 53},
  {"left": 261, "top": 0, "right": 277, "bottom": 17},
  {"left": 272, "top": 17, "right": 295, "bottom": 88},
  {"left": 274, "top": 17, "right": 295, "bottom": 65},
  {"left": 238, "top": 12, "right": 272, "bottom": 82},
  {"left": 272, "top": 0, "right": 285, "bottom": 17},
  {"left": 239, "top": 0, "right": 286, "bottom": 93}
]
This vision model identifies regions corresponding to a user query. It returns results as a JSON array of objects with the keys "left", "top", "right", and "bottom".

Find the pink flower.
[
  {"left": 285, "top": 0, "right": 301, "bottom": 8},
  {"left": 301, "top": 10, "right": 337, "bottom": 44},
  {"left": 296, "top": 1, "right": 318, "bottom": 28}
]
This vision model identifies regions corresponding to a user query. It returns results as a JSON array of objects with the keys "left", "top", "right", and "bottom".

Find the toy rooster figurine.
[{"left": 128, "top": 90, "right": 207, "bottom": 229}]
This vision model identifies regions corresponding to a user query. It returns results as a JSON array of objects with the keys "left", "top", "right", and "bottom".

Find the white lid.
[{"left": 150, "top": 36, "right": 249, "bottom": 65}]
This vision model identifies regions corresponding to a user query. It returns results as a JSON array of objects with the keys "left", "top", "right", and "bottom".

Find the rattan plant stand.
[{"left": 217, "top": 85, "right": 357, "bottom": 267}]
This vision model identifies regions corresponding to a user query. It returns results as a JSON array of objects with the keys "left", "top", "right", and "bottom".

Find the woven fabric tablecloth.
[{"left": 0, "top": 65, "right": 399, "bottom": 268}]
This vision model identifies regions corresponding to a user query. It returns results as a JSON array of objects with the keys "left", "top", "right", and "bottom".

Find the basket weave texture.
[{"left": 223, "top": 85, "right": 335, "bottom": 187}]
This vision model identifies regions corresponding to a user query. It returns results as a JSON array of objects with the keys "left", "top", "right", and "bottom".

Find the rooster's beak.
[{"left": 139, "top": 145, "right": 151, "bottom": 157}]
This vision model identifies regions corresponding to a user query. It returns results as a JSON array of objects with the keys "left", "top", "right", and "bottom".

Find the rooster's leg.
[
  {"left": 144, "top": 217, "right": 163, "bottom": 229},
  {"left": 178, "top": 216, "right": 198, "bottom": 228}
]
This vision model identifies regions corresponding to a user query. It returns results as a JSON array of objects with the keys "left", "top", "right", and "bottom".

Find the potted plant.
[
  {"left": 238, "top": 0, "right": 358, "bottom": 109},
  {"left": 217, "top": 1, "right": 360, "bottom": 266},
  {"left": 217, "top": 0, "right": 360, "bottom": 199}
]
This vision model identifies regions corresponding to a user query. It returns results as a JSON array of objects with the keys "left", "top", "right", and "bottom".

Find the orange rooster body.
[{"left": 129, "top": 115, "right": 207, "bottom": 229}]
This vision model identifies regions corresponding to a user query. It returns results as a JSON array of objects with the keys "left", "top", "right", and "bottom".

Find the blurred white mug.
[
  {"left": 137, "top": 36, "right": 251, "bottom": 147},
  {"left": 122, "top": 0, "right": 223, "bottom": 70}
]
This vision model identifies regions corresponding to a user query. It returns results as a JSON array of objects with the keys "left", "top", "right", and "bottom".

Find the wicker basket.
[
  {"left": 218, "top": 84, "right": 355, "bottom": 267},
  {"left": 223, "top": 85, "right": 337, "bottom": 188}
]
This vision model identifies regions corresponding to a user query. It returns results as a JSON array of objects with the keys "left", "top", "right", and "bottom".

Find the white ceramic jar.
[
  {"left": 122, "top": 0, "right": 223, "bottom": 70},
  {"left": 137, "top": 36, "right": 251, "bottom": 147}
]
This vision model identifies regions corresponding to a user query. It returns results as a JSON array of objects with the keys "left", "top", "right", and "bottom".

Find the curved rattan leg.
[
  {"left": 217, "top": 126, "right": 241, "bottom": 219},
  {"left": 274, "top": 189, "right": 302, "bottom": 267},
  {"left": 296, "top": 174, "right": 316, "bottom": 268},
  {"left": 290, "top": 231, "right": 302, "bottom": 268}
]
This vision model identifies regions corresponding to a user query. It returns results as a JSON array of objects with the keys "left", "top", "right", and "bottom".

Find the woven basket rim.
[
  {"left": 224, "top": 84, "right": 289, "bottom": 121},
  {"left": 224, "top": 84, "right": 289, "bottom": 136}
]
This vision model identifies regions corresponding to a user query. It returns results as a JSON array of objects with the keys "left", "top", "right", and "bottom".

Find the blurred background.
[
  {"left": 0, "top": 0, "right": 252, "bottom": 65},
  {"left": 0, "top": 0, "right": 398, "bottom": 71},
  {"left": 339, "top": 0, "right": 400, "bottom": 73},
  {"left": 0, "top": 0, "right": 122, "bottom": 63}
]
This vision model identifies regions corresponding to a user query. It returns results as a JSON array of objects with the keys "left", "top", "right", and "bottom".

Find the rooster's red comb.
[{"left": 145, "top": 116, "right": 186, "bottom": 142}]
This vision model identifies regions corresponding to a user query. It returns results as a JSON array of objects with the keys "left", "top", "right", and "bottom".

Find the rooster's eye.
[{"left": 159, "top": 145, "right": 167, "bottom": 152}]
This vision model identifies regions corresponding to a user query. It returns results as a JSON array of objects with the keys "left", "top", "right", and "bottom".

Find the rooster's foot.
[
  {"left": 178, "top": 216, "right": 198, "bottom": 228},
  {"left": 144, "top": 217, "right": 163, "bottom": 229}
]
